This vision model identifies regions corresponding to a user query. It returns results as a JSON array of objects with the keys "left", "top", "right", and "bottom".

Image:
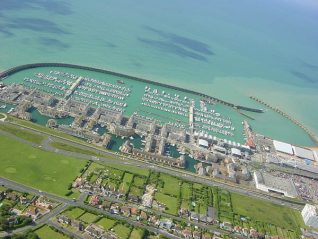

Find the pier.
[
  {"left": 250, "top": 96, "right": 318, "bottom": 145},
  {"left": 189, "top": 103, "right": 194, "bottom": 133},
  {"left": 64, "top": 76, "right": 83, "bottom": 99}
]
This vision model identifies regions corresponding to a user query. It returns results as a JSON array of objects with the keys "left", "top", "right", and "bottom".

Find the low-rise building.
[
  {"left": 254, "top": 171, "right": 298, "bottom": 198},
  {"left": 302, "top": 204, "right": 318, "bottom": 228}
]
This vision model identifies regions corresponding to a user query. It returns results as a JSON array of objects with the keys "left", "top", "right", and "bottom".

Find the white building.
[
  {"left": 313, "top": 150, "right": 318, "bottom": 161},
  {"left": 293, "top": 146, "right": 315, "bottom": 161},
  {"left": 198, "top": 139, "right": 209, "bottom": 148},
  {"left": 273, "top": 140, "right": 294, "bottom": 155},
  {"left": 253, "top": 171, "right": 298, "bottom": 198},
  {"left": 231, "top": 148, "right": 241, "bottom": 157},
  {"left": 302, "top": 204, "right": 318, "bottom": 228}
]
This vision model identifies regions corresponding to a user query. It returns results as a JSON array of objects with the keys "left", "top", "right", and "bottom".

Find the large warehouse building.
[
  {"left": 254, "top": 171, "right": 298, "bottom": 198},
  {"left": 273, "top": 140, "right": 294, "bottom": 155},
  {"left": 293, "top": 146, "right": 315, "bottom": 161}
]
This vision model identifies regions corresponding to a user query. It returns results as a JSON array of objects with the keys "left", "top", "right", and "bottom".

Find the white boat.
[{"left": 7, "top": 108, "right": 14, "bottom": 113}]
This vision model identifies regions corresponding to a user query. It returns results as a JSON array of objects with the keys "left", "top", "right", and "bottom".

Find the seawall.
[{"left": 250, "top": 96, "right": 318, "bottom": 145}]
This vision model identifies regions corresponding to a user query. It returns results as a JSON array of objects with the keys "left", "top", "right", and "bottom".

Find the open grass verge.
[
  {"left": 0, "top": 135, "right": 87, "bottom": 197},
  {"left": 0, "top": 122, "right": 44, "bottom": 144},
  {"left": 231, "top": 193, "right": 305, "bottom": 230},
  {"left": 50, "top": 141, "right": 100, "bottom": 156}
]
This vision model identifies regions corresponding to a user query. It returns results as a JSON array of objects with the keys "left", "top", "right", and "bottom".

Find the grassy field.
[
  {"left": 119, "top": 173, "right": 133, "bottom": 193},
  {"left": 159, "top": 174, "right": 180, "bottom": 197},
  {"left": 96, "top": 217, "right": 117, "bottom": 230},
  {"left": 155, "top": 192, "right": 179, "bottom": 215},
  {"left": 113, "top": 224, "right": 131, "bottom": 239},
  {"left": 133, "top": 176, "right": 146, "bottom": 188},
  {"left": 62, "top": 207, "right": 86, "bottom": 219},
  {"left": 129, "top": 228, "right": 145, "bottom": 239},
  {"left": 0, "top": 123, "right": 44, "bottom": 144},
  {"left": 0, "top": 185, "right": 6, "bottom": 192},
  {"left": 50, "top": 141, "right": 100, "bottom": 156},
  {"left": 0, "top": 135, "right": 87, "bottom": 197},
  {"left": 78, "top": 212, "right": 99, "bottom": 224},
  {"left": 109, "top": 163, "right": 149, "bottom": 177},
  {"left": 181, "top": 182, "right": 192, "bottom": 199},
  {"left": 35, "top": 225, "right": 70, "bottom": 239},
  {"left": 231, "top": 193, "right": 305, "bottom": 230}
]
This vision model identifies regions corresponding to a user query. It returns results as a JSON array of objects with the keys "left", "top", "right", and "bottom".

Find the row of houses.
[{"left": 56, "top": 215, "right": 117, "bottom": 239}]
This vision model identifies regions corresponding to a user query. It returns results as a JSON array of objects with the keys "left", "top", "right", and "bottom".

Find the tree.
[{"left": 4, "top": 231, "right": 39, "bottom": 239}]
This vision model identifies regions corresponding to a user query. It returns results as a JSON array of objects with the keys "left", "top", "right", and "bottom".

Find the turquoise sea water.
[{"left": 0, "top": 0, "right": 317, "bottom": 146}]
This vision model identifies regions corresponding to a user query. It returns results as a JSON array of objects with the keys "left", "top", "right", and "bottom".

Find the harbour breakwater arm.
[
  {"left": 0, "top": 63, "right": 264, "bottom": 113},
  {"left": 250, "top": 96, "right": 318, "bottom": 145}
]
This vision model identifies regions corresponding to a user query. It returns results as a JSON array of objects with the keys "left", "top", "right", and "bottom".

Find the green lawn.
[
  {"left": 110, "top": 163, "right": 149, "bottom": 177},
  {"left": 155, "top": 192, "right": 179, "bottom": 215},
  {"left": 0, "top": 185, "right": 7, "bottom": 193},
  {"left": 133, "top": 176, "right": 146, "bottom": 188},
  {"left": 129, "top": 228, "right": 145, "bottom": 239},
  {"left": 231, "top": 193, "right": 305, "bottom": 230},
  {"left": 50, "top": 141, "right": 100, "bottom": 156},
  {"left": 119, "top": 173, "right": 133, "bottom": 193},
  {"left": 0, "top": 135, "right": 87, "bottom": 197},
  {"left": 129, "top": 186, "right": 143, "bottom": 196},
  {"left": 96, "top": 217, "right": 117, "bottom": 230},
  {"left": 113, "top": 224, "right": 132, "bottom": 239},
  {"left": 159, "top": 174, "right": 180, "bottom": 197},
  {"left": 78, "top": 212, "right": 99, "bottom": 224},
  {"left": 0, "top": 123, "right": 44, "bottom": 144},
  {"left": 193, "top": 183, "right": 202, "bottom": 190},
  {"left": 181, "top": 182, "right": 192, "bottom": 199},
  {"left": 35, "top": 225, "right": 70, "bottom": 239},
  {"left": 62, "top": 207, "right": 86, "bottom": 219}
]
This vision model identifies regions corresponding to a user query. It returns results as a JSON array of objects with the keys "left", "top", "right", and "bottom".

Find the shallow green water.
[
  {"left": 2, "top": 66, "right": 248, "bottom": 143},
  {"left": 0, "top": 103, "right": 16, "bottom": 114}
]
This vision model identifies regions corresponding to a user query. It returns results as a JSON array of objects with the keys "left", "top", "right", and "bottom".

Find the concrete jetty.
[
  {"left": 250, "top": 96, "right": 318, "bottom": 145},
  {"left": 65, "top": 76, "right": 83, "bottom": 99}
]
